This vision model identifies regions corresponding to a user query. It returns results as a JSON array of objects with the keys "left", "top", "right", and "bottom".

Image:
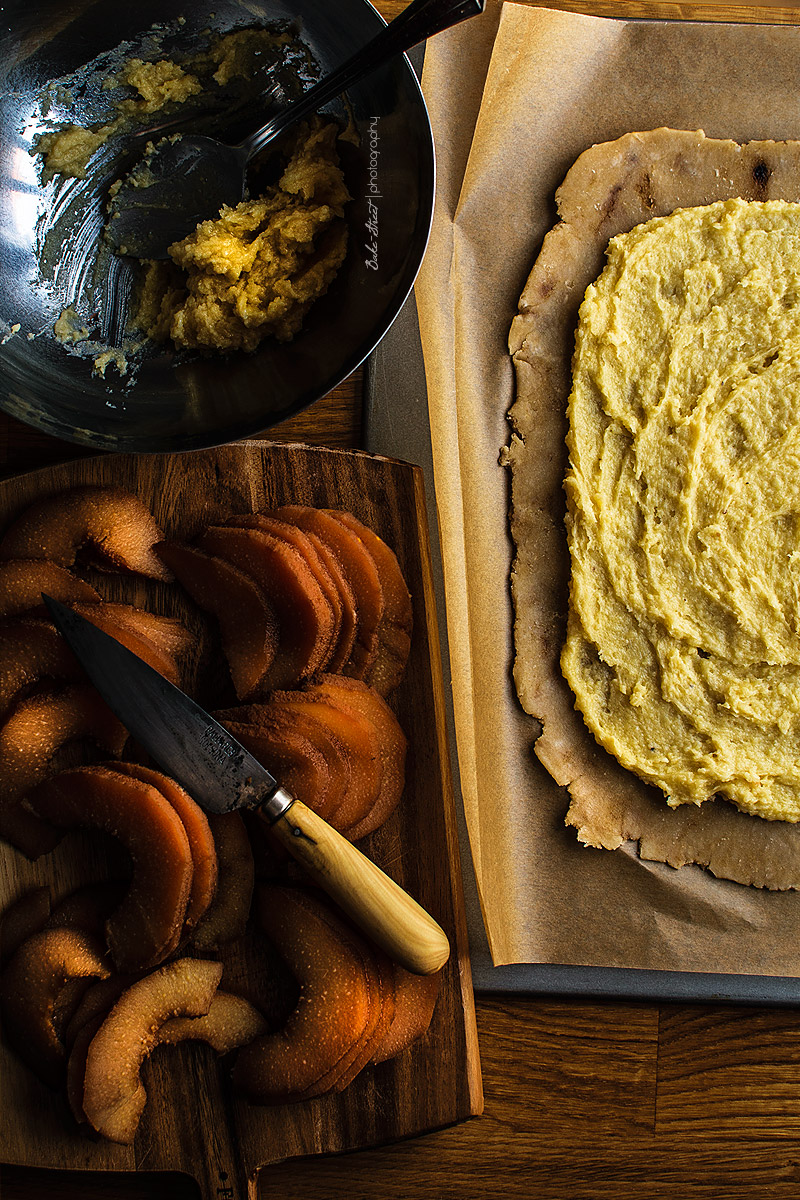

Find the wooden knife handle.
[{"left": 269, "top": 798, "right": 451, "bottom": 975}]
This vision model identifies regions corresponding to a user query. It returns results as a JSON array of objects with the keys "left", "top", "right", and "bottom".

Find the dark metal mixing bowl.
[{"left": 0, "top": 0, "right": 434, "bottom": 451}]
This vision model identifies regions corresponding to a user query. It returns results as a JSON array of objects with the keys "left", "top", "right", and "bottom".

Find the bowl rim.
[{"left": 0, "top": 0, "right": 436, "bottom": 454}]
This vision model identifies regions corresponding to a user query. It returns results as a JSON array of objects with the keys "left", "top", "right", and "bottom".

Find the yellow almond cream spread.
[{"left": 561, "top": 197, "right": 800, "bottom": 822}]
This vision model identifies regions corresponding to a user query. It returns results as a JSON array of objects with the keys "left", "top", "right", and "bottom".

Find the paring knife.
[{"left": 42, "top": 594, "right": 450, "bottom": 976}]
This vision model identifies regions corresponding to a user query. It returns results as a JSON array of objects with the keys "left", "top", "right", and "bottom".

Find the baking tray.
[{"left": 365, "top": 289, "right": 800, "bottom": 1006}]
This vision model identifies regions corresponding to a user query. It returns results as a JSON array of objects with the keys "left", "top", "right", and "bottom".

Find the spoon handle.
[{"left": 240, "top": 0, "right": 485, "bottom": 160}]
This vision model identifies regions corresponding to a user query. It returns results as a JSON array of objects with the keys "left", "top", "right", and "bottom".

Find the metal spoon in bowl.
[{"left": 106, "top": 0, "right": 485, "bottom": 261}]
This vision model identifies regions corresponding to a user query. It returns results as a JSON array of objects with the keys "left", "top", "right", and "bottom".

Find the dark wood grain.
[{"left": 9, "top": 992, "right": 800, "bottom": 1198}]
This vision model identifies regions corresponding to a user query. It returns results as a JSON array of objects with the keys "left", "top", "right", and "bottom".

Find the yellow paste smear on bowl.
[
  {"left": 562, "top": 198, "right": 800, "bottom": 823},
  {"left": 116, "top": 58, "right": 202, "bottom": 112},
  {"left": 37, "top": 125, "right": 109, "bottom": 181},
  {"left": 133, "top": 119, "right": 349, "bottom": 353},
  {"left": 37, "top": 30, "right": 290, "bottom": 178},
  {"left": 37, "top": 60, "right": 201, "bottom": 181}
]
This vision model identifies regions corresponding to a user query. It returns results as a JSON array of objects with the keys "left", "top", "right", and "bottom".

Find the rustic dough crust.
[{"left": 506, "top": 128, "right": 800, "bottom": 889}]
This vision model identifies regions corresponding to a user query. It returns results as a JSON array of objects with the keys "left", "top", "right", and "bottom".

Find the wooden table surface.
[{"left": 5, "top": 1, "right": 800, "bottom": 1197}]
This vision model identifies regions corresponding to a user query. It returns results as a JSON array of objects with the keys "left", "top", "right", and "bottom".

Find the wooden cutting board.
[{"left": 0, "top": 441, "right": 483, "bottom": 1199}]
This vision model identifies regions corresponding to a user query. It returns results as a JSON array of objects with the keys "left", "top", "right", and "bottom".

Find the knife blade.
[{"left": 42, "top": 593, "right": 450, "bottom": 975}]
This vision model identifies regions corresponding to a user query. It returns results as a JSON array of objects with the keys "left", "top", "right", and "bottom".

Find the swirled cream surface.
[{"left": 562, "top": 198, "right": 800, "bottom": 821}]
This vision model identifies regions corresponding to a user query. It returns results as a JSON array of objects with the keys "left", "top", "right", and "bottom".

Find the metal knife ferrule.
[{"left": 261, "top": 784, "right": 296, "bottom": 824}]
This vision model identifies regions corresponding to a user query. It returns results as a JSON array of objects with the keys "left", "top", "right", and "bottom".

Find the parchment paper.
[{"left": 415, "top": 1, "right": 800, "bottom": 971}]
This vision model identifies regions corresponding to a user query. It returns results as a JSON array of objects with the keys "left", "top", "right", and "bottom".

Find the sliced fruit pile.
[
  {"left": 0, "top": 487, "right": 194, "bottom": 859},
  {"left": 27, "top": 764, "right": 242, "bottom": 969},
  {"left": 0, "top": 483, "right": 440, "bottom": 1143},
  {"left": 156, "top": 504, "right": 412, "bottom": 698},
  {"left": 216, "top": 674, "right": 407, "bottom": 843},
  {"left": 234, "top": 885, "right": 441, "bottom": 1104},
  {"left": 1, "top": 879, "right": 440, "bottom": 1143}
]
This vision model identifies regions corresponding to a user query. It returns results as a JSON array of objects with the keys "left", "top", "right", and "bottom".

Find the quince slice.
[
  {"left": 64, "top": 972, "right": 139, "bottom": 1051},
  {"left": 48, "top": 881, "right": 128, "bottom": 942},
  {"left": 65, "top": 975, "right": 146, "bottom": 1121},
  {"left": 220, "top": 708, "right": 347, "bottom": 827},
  {"left": 0, "top": 886, "right": 51, "bottom": 967},
  {"left": 0, "top": 617, "right": 83, "bottom": 720},
  {"left": 80, "top": 957, "right": 223, "bottom": 1143},
  {"left": 326, "top": 511, "right": 412, "bottom": 695},
  {"left": 27, "top": 765, "right": 193, "bottom": 970},
  {"left": 0, "top": 926, "right": 110, "bottom": 1087},
  {"left": 0, "top": 487, "right": 172, "bottom": 580},
  {"left": 198, "top": 525, "right": 334, "bottom": 689},
  {"left": 72, "top": 602, "right": 195, "bottom": 685},
  {"left": 297, "top": 916, "right": 385, "bottom": 1100},
  {"left": 225, "top": 514, "right": 342, "bottom": 671},
  {"left": 83, "top": 603, "right": 195, "bottom": 659},
  {"left": 112, "top": 762, "right": 217, "bottom": 935},
  {"left": 370, "top": 962, "right": 441, "bottom": 1065},
  {"left": 190, "top": 811, "right": 254, "bottom": 950},
  {"left": 0, "top": 560, "right": 99, "bottom": 618},
  {"left": 270, "top": 505, "right": 385, "bottom": 680},
  {"left": 305, "top": 531, "right": 358, "bottom": 672},
  {"left": 232, "top": 885, "right": 372, "bottom": 1104},
  {"left": 158, "top": 990, "right": 268, "bottom": 1054},
  {"left": 266, "top": 702, "right": 351, "bottom": 824},
  {"left": 267, "top": 691, "right": 382, "bottom": 833},
  {"left": 300, "top": 676, "right": 407, "bottom": 841},
  {"left": 330, "top": 947, "right": 397, "bottom": 1094},
  {"left": 67, "top": 1012, "right": 105, "bottom": 1125},
  {"left": 155, "top": 541, "right": 279, "bottom": 699},
  {"left": 0, "top": 685, "right": 128, "bottom": 858}
]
